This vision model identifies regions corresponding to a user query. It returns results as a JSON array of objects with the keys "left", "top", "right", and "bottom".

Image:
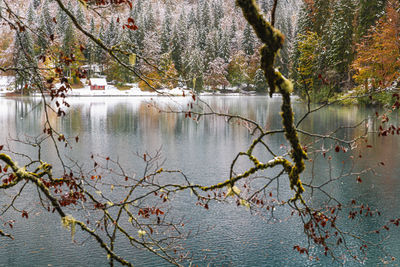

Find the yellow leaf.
[
  {"left": 226, "top": 185, "right": 240, "bottom": 197},
  {"left": 138, "top": 230, "right": 146, "bottom": 237},
  {"left": 129, "top": 54, "right": 136, "bottom": 65},
  {"left": 77, "top": 0, "right": 87, "bottom": 8},
  {"left": 239, "top": 199, "right": 250, "bottom": 209}
]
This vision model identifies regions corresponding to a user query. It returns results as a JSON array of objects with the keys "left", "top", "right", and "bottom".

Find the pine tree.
[
  {"left": 75, "top": 4, "right": 86, "bottom": 26},
  {"left": 182, "top": 31, "right": 205, "bottom": 91},
  {"left": 219, "top": 31, "right": 230, "bottom": 62},
  {"left": 296, "top": 2, "right": 314, "bottom": 34},
  {"left": 62, "top": 20, "right": 75, "bottom": 57},
  {"left": 201, "top": 0, "right": 211, "bottom": 32},
  {"left": 85, "top": 18, "right": 96, "bottom": 76},
  {"left": 313, "top": 0, "right": 333, "bottom": 36},
  {"left": 242, "top": 23, "right": 255, "bottom": 55},
  {"left": 357, "top": 0, "right": 387, "bottom": 38},
  {"left": 212, "top": 0, "right": 224, "bottom": 29},
  {"left": 143, "top": 2, "right": 155, "bottom": 31},
  {"left": 160, "top": 4, "right": 172, "bottom": 54},
  {"left": 41, "top": 0, "right": 54, "bottom": 37},
  {"left": 229, "top": 19, "right": 238, "bottom": 51},
  {"left": 260, "top": 0, "right": 271, "bottom": 14},
  {"left": 105, "top": 18, "right": 119, "bottom": 47},
  {"left": 171, "top": 9, "right": 187, "bottom": 72},
  {"left": 326, "top": 0, "right": 356, "bottom": 89},
  {"left": 254, "top": 68, "right": 268, "bottom": 93},
  {"left": 33, "top": 0, "right": 41, "bottom": 9},
  {"left": 37, "top": 16, "right": 49, "bottom": 53},
  {"left": 27, "top": 2, "right": 35, "bottom": 25},
  {"left": 187, "top": 8, "right": 196, "bottom": 29},
  {"left": 205, "top": 29, "right": 219, "bottom": 64},
  {"left": 96, "top": 22, "right": 106, "bottom": 65},
  {"left": 13, "top": 30, "right": 35, "bottom": 92},
  {"left": 57, "top": 1, "right": 69, "bottom": 35}
]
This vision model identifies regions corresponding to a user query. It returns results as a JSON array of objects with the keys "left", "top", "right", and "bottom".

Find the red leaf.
[{"left": 21, "top": 210, "right": 28, "bottom": 219}]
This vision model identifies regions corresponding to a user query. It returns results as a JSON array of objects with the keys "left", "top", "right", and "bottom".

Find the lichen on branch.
[{"left": 236, "top": 0, "right": 307, "bottom": 201}]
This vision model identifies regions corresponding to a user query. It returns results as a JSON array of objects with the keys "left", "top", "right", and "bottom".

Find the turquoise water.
[{"left": 0, "top": 96, "right": 399, "bottom": 266}]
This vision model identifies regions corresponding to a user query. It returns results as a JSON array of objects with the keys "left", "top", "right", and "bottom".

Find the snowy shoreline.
[{"left": 1, "top": 86, "right": 261, "bottom": 97}]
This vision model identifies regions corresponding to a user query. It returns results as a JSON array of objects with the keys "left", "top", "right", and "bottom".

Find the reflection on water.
[{"left": 0, "top": 96, "right": 400, "bottom": 266}]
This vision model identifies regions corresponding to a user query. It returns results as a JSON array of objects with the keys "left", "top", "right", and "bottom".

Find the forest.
[{"left": 1, "top": 0, "right": 398, "bottom": 104}]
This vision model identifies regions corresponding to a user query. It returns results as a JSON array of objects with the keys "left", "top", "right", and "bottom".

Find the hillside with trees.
[
  {"left": 1, "top": 0, "right": 399, "bottom": 102},
  {"left": 0, "top": 0, "right": 299, "bottom": 93},
  {"left": 291, "top": 0, "right": 400, "bottom": 104}
]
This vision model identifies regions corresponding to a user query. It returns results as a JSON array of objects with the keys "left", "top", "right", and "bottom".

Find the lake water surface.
[{"left": 0, "top": 96, "right": 400, "bottom": 266}]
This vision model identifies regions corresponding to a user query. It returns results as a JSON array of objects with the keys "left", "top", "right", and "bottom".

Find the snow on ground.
[
  {"left": 66, "top": 84, "right": 193, "bottom": 97},
  {"left": 0, "top": 76, "right": 15, "bottom": 94}
]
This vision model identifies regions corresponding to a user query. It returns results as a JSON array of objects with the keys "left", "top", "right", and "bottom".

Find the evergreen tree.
[
  {"left": 187, "top": 8, "right": 196, "bottom": 29},
  {"left": 326, "top": 0, "right": 356, "bottom": 89},
  {"left": 41, "top": 0, "right": 54, "bottom": 37},
  {"left": 229, "top": 19, "right": 238, "bottom": 51},
  {"left": 212, "top": 0, "right": 224, "bottom": 29},
  {"left": 85, "top": 18, "right": 96, "bottom": 76},
  {"left": 13, "top": 30, "right": 35, "bottom": 92},
  {"left": 105, "top": 18, "right": 119, "bottom": 47},
  {"left": 201, "top": 0, "right": 211, "bottom": 33},
  {"left": 171, "top": 10, "right": 187, "bottom": 72},
  {"left": 27, "top": 2, "right": 35, "bottom": 25},
  {"left": 143, "top": 2, "right": 155, "bottom": 31},
  {"left": 96, "top": 22, "right": 106, "bottom": 65},
  {"left": 260, "top": 0, "right": 271, "bottom": 14},
  {"left": 357, "top": 0, "right": 387, "bottom": 38},
  {"left": 33, "top": 0, "right": 41, "bottom": 9},
  {"left": 62, "top": 20, "right": 75, "bottom": 56},
  {"left": 312, "top": 0, "right": 333, "bottom": 36},
  {"left": 205, "top": 29, "right": 219, "bottom": 64},
  {"left": 254, "top": 68, "right": 268, "bottom": 93},
  {"left": 219, "top": 31, "right": 230, "bottom": 62},
  {"left": 160, "top": 5, "right": 172, "bottom": 53},
  {"left": 296, "top": 2, "right": 313, "bottom": 34},
  {"left": 242, "top": 23, "right": 255, "bottom": 55},
  {"left": 75, "top": 4, "right": 86, "bottom": 26},
  {"left": 57, "top": 1, "right": 70, "bottom": 35}
]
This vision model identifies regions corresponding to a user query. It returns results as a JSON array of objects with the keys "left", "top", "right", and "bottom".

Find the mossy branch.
[{"left": 236, "top": 0, "right": 307, "bottom": 201}]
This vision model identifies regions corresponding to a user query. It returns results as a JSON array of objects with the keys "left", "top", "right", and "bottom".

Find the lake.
[{"left": 0, "top": 96, "right": 399, "bottom": 266}]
